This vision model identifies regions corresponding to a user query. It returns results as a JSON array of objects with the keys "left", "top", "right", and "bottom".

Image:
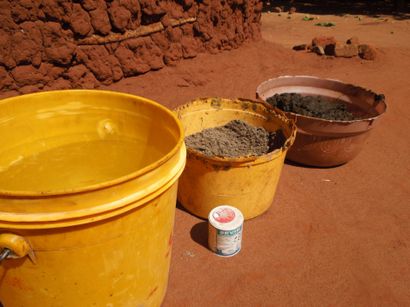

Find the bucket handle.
[
  {"left": 0, "top": 248, "right": 11, "bottom": 263},
  {"left": 0, "top": 233, "right": 36, "bottom": 264}
]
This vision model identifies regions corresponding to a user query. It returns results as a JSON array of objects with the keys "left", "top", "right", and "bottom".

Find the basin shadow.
[
  {"left": 190, "top": 221, "right": 209, "bottom": 249},
  {"left": 285, "top": 159, "right": 346, "bottom": 169}
]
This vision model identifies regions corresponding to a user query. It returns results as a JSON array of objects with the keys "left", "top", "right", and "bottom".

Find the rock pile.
[{"left": 293, "top": 36, "right": 377, "bottom": 60}]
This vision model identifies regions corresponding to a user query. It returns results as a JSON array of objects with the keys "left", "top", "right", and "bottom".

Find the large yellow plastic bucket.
[
  {"left": 0, "top": 90, "right": 186, "bottom": 306},
  {"left": 174, "top": 98, "right": 296, "bottom": 220}
]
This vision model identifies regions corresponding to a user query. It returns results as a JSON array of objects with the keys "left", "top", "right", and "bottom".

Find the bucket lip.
[
  {"left": 174, "top": 97, "right": 297, "bottom": 164},
  {"left": 0, "top": 89, "right": 185, "bottom": 197},
  {"left": 256, "top": 75, "right": 387, "bottom": 125}
]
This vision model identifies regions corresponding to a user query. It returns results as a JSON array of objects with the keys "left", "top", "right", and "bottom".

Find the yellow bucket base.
[{"left": 0, "top": 183, "right": 177, "bottom": 307}]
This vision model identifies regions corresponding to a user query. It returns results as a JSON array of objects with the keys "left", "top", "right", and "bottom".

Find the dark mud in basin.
[
  {"left": 185, "top": 120, "right": 286, "bottom": 158},
  {"left": 266, "top": 93, "right": 362, "bottom": 121}
]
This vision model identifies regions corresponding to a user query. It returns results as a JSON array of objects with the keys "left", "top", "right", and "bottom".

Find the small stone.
[
  {"left": 292, "top": 44, "right": 308, "bottom": 51},
  {"left": 334, "top": 42, "right": 358, "bottom": 58},
  {"left": 312, "top": 45, "right": 325, "bottom": 55},
  {"left": 358, "top": 44, "right": 377, "bottom": 60},
  {"left": 289, "top": 6, "right": 297, "bottom": 14},
  {"left": 273, "top": 6, "right": 282, "bottom": 13},
  {"left": 324, "top": 44, "right": 336, "bottom": 56},
  {"left": 312, "top": 36, "right": 337, "bottom": 48},
  {"left": 311, "top": 36, "right": 336, "bottom": 55},
  {"left": 346, "top": 36, "right": 359, "bottom": 45}
]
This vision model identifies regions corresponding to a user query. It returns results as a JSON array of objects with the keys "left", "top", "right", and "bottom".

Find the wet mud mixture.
[
  {"left": 185, "top": 120, "right": 286, "bottom": 158},
  {"left": 266, "top": 93, "right": 361, "bottom": 121}
]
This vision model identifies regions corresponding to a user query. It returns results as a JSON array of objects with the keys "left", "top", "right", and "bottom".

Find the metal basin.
[{"left": 256, "top": 75, "right": 387, "bottom": 167}]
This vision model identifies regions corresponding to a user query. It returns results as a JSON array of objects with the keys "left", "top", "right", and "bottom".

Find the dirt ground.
[
  {"left": 158, "top": 12, "right": 408, "bottom": 306},
  {"left": 2, "top": 7, "right": 410, "bottom": 307}
]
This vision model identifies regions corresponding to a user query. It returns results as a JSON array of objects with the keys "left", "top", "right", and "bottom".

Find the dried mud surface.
[{"left": 0, "top": 0, "right": 262, "bottom": 93}]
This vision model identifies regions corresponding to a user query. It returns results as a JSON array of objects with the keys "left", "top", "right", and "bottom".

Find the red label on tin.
[{"left": 213, "top": 208, "right": 236, "bottom": 223}]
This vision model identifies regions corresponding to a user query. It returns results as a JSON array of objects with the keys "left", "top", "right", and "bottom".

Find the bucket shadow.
[
  {"left": 176, "top": 201, "right": 208, "bottom": 220},
  {"left": 176, "top": 200, "right": 193, "bottom": 214},
  {"left": 190, "top": 221, "right": 208, "bottom": 249},
  {"left": 176, "top": 201, "right": 189, "bottom": 213}
]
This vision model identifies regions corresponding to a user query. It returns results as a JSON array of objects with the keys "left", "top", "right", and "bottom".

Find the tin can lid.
[{"left": 208, "top": 205, "right": 244, "bottom": 231}]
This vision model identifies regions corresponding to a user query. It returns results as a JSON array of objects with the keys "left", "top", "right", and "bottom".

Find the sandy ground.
[
  {"left": 157, "top": 13, "right": 408, "bottom": 306},
  {"left": 2, "top": 10, "right": 410, "bottom": 307}
]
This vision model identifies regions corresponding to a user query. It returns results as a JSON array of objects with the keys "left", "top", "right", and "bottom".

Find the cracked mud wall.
[{"left": 0, "top": 0, "right": 262, "bottom": 94}]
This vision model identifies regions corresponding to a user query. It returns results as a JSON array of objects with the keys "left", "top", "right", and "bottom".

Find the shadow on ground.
[
  {"left": 284, "top": 159, "right": 346, "bottom": 169},
  {"left": 176, "top": 201, "right": 209, "bottom": 249},
  {"left": 263, "top": 0, "right": 410, "bottom": 19},
  {"left": 190, "top": 222, "right": 208, "bottom": 249}
]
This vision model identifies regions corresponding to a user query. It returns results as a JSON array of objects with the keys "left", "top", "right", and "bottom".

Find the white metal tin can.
[{"left": 208, "top": 205, "right": 244, "bottom": 257}]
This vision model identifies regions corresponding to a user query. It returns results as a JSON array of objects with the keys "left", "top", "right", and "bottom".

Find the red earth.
[
  {"left": 2, "top": 8, "right": 410, "bottom": 307},
  {"left": 160, "top": 12, "right": 408, "bottom": 306}
]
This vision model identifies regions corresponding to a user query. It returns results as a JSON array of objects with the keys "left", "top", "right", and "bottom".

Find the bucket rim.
[
  {"left": 0, "top": 89, "right": 185, "bottom": 197},
  {"left": 174, "top": 97, "right": 297, "bottom": 164}
]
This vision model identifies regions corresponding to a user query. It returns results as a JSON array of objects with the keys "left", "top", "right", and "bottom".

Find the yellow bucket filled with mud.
[
  {"left": 0, "top": 90, "right": 186, "bottom": 306},
  {"left": 175, "top": 98, "right": 296, "bottom": 220}
]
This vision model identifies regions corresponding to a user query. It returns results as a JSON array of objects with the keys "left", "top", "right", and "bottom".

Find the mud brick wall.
[{"left": 0, "top": 0, "right": 262, "bottom": 94}]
